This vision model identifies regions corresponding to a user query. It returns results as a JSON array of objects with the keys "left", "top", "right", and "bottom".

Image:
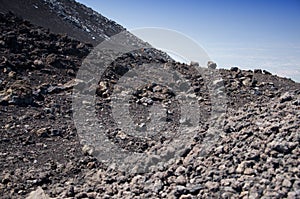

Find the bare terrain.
[{"left": 0, "top": 1, "right": 299, "bottom": 198}]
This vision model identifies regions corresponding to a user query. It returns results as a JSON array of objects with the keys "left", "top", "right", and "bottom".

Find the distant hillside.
[{"left": 0, "top": 0, "right": 124, "bottom": 45}]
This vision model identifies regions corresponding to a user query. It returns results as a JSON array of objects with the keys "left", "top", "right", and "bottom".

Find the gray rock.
[
  {"left": 33, "top": 59, "right": 43, "bottom": 66},
  {"left": 282, "top": 179, "right": 292, "bottom": 188},
  {"left": 213, "top": 79, "right": 224, "bottom": 87},
  {"left": 35, "top": 128, "right": 49, "bottom": 138},
  {"left": 205, "top": 181, "right": 219, "bottom": 191},
  {"left": 175, "top": 185, "right": 188, "bottom": 195},
  {"left": 188, "top": 184, "right": 203, "bottom": 194},
  {"left": 263, "top": 70, "right": 272, "bottom": 75},
  {"left": 26, "top": 187, "right": 51, "bottom": 199},
  {"left": 287, "top": 191, "right": 300, "bottom": 199},
  {"left": 176, "top": 175, "right": 186, "bottom": 185},
  {"left": 82, "top": 145, "right": 94, "bottom": 155},
  {"left": 268, "top": 141, "right": 290, "bottom": 154},
  {"left": 244, "top": 168, "right": 255, "bottom": 175},
  {"left": 236, "top": 162, "right": 245, "bottom": 173},
  {"left": 179, "top": 194, "right": 195, "bottom": 199},
  {"left": 1, "top": 173, "right": 11, "bottom": 184},
  {"left": 280, "top": 92, "right": 293, "bottom": 103},
  {"left": 207, "top": 61, "right": 217, "bottom": 69},
  {"left": 253, "top": 69, "right": 262, "bottom": 73},
  {"left": 152, "top": 179, "right": 163, "bottom": 193},
  {"left": 175, "top": 166, "right": 186, "bottom": 175},
  {"left": 190, "top": 61, "right": 199, "bottom": 67},
  {"left": 230, "top": 67, "right": 239, "bottom": 72},
  {"left": 140, "top": 97, "right": 153, "bottom": 105}
]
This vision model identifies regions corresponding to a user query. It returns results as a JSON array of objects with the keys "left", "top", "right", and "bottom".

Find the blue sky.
[{"left": 77, "top": 0, "right": 300, "bottom": 82}]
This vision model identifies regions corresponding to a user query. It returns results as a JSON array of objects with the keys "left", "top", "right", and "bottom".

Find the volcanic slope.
[{"left": 0, "top": 10, "right": 299, "bottom": 199}]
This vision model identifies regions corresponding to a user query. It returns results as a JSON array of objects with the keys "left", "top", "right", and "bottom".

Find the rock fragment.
[
  {"left": 26, "top": 187, "right": 51, "bottom": 199},
  {"left": 207, "top": 61, "right": 217, "bottom": 69}
]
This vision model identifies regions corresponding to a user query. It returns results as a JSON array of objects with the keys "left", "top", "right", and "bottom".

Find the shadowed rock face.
[
  {"left": 0, "top": 4, "right": 300, "bottom": 199},
  {"left": 0, "top": 0, "right": 125, "bottom": 45}
]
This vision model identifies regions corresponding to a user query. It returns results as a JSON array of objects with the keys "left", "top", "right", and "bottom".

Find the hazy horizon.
[{"left": 77, "top": 0, "right": 300, "bottom": 82}]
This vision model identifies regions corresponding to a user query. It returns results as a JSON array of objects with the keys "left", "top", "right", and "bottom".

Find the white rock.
[
  {"left": 26, "top": 187, "right": 51, "bottom": 199},
  {"left": 213, "top": 79, "right": 223, "bottom": 87}
]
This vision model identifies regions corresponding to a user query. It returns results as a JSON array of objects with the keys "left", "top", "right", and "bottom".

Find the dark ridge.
[{"left": 0, "top": 0, "right": 125, "bottom": 45}]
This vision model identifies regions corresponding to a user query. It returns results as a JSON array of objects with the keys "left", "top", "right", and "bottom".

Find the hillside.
[
  {"left": 0, "top": 1, "right": 299, "bottom": 199},
  {"left": 0, "top": 0, "right": 124, "bottom": 45}
]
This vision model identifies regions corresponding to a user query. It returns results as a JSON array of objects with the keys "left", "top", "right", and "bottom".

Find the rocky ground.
[{"left": 0, "top": 8, "right": 299, "bottom": 199}]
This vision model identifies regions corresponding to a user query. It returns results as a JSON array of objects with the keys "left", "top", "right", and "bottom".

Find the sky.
[{"left": 77, "top": 0, "right": 300, "bottom": 82}]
